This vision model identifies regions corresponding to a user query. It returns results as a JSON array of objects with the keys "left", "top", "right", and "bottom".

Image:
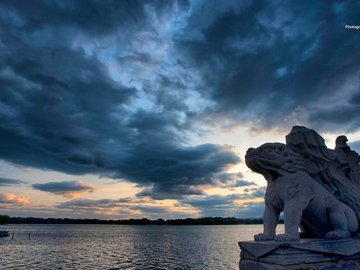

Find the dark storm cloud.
[
  {"left": 0, "top": 0, "right": 241, "bottom": 199},
  {"left": 0, "top": 177, "right": 26, "bottom": 186},
  {"left": 0, "top": 50, "right": 134, "bottom": 174},
  {"left": 0, "top": 0, "right": 146, "bottom": 35},
  {"left": 2, "top": 0, "right": 356, "bottom": 203},
  {"left": 127, "top": 143, "right": 240, "bottom": 199},
  {"left": 135, "top": 170, "right": 257, "bottom": 199},
  {"left": 32, "top": 181, "right": 94, "bottom": 197},
  {"left": 309, "top": 105, "right": 360, "bottom": 132},
  {"left": 177, "top": 0, "right": 360, "bottom": 131}
]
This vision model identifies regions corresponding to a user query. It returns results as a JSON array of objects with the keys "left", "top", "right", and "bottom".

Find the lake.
[{"left": 0, "top": 224, "right": 284, "bottom": 269}]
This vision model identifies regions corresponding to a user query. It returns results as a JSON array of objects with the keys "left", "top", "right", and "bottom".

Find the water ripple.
[{"left": 0, "top": 224, "right": 282, "bottom": 269}]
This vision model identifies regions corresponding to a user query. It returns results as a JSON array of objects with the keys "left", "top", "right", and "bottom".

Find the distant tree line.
[
  {"left": 0, "top": 215, "right": 10, "bottom": 224},
  {"left": 5, "top": 216, "right": 284, "bottom": 225}
]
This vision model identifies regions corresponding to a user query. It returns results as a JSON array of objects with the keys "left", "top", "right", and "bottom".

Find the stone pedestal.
[{"left": 239, "top": 237, "right": 360, "bottom": 270}]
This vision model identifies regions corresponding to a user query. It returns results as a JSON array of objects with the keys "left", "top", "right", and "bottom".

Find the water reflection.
[{"left": 0, "top": 224, "right": 283, "bottom": 270}]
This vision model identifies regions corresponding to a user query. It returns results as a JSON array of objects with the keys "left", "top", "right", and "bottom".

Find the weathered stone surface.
[
  {"left": 241, "top": 126, "right": 360, "bottom": 269},
  {"left": 244, "top": 126, "right": 360, "bottom": 242},
  {"left": 239, "top": 237, "right": 360, "bottom": 269},
  {"left": 240, "top": 260, "right": 360, "bottom": 270},
  {"left": 286, "top": 126, "right": 360, "bottom": 223}
]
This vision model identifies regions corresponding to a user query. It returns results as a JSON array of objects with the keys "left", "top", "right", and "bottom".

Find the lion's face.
[{"left": 245, "top": 143, "right": 305, "bottom": 182}]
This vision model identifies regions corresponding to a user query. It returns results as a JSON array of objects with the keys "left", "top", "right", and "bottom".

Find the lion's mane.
[{"left": 245, "top": 143, "right": 306, "bottom": 182}]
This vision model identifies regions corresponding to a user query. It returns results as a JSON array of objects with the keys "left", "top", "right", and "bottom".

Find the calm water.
[{"left": 0, "top": 224, "right": 284, "bottom": 270}]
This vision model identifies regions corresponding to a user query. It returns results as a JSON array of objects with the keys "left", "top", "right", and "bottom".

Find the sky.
[{"left": 0, "top": 0, "right": 360, "bottom": 220}]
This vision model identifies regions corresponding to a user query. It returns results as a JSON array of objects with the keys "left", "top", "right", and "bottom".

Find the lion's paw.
[
  {"left": 326, "top": 230, "right": 350, "bottom": 240},
  {"left": 274, "top": 234, "right": 299, "bottom": 242},
  {"left": 254, "top": 233, "right": 274, "bottom": 241}
]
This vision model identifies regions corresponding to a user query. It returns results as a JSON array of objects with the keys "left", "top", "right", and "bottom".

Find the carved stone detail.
[{"left": 245, "top": 126, "right": 360, "bottom": 242}]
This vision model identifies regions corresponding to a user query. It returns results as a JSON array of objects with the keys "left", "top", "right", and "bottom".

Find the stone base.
[{"left": 239, "top": 236, "right": 360, "bottom": 270}]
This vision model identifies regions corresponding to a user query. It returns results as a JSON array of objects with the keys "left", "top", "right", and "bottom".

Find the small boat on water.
[{"left": 0, "top": 230, "right": 9, "bottom": 237}]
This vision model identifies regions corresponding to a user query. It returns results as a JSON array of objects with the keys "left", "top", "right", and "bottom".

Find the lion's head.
[{"left": 245, "top": 143, "right": 306, "bottom": 182}]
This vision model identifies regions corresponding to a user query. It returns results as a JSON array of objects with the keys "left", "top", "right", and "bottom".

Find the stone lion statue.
[
  {"left": 245, "top": 142, "right": 358, "bottom": 242},
  {"left": 286, "top": 126, "right": 360, "bottom": 222}
]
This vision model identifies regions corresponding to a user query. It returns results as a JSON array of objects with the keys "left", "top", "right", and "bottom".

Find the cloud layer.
[
  {"left": 0, "top": 0, "right": 242, "bottom": 199},
  {"left": 32, "top": 181, "right": 95, "bottom": 198},
  {"left": 0, "top": 1, "right": 359, "bottom": 210},
  {"left": 180, "top": 186, "right": 266, "bottom": 217},
  {"left": 56, "top": 196, "right": 195, "bottom": 219},
  {"left": 0, "top": 177, "right": 26, "bottom": 186},
  {"left": 0, "top": 193, "right": 29, "bottom": 205}
]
